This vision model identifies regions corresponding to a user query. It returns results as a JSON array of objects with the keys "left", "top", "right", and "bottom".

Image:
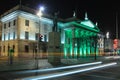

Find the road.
[
  {"left": 0, "top": 58, "right": 119, "bottom": 80},
  {"left": 49, "top": 65, "right": 119, "bottom": 80}
]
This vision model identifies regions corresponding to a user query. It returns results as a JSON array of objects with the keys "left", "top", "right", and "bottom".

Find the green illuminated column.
[
  {"left": 63, "top": 27, "right": 99, "bottom": 59},
  {"left": 64, "top": 31, "right": 70, "bottom": 58},
  {"left": 64, "top": 31, "right": 67, "bottom": 58},
  {"left": 72, "top": 29, "right": 75, "bottom": 58},
  {"left": 79, "top": 38, "right": 82, "bottom": 57},
  {"left": 87, "top": 38, "right": 91, "bottom": 56},
  {"left": 81, "top": 38, "right": 84, "bottom": 57},
  {"left": 64, "top": 30, "right": 73, "bottom": 59},
  {"left": 91, "top": 37, "right": 95, "bottom": 56},
  {"left": 84, "top": 39, "right": 87, "bottom": 56},
  {"left": 79, "top": 37, "right": 82, "bottom": 57}
]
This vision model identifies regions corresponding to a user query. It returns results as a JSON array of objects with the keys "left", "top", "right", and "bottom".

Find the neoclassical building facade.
[{"left": 0, "top": 5, "right": 103, "bottom": 58}]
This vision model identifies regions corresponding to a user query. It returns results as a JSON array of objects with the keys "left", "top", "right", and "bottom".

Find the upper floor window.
[
  {"left": 13, "top": 20, "right": 16, "bottom": 26},
  {"left": 8, "top": 33, "right": 10, "bottom": 40},
  {"left": 43, "top": 24, "right": 48, "bottom": 33},
  {"left": 8, "top": 22, "right": 10, "bottom": 27},
  {"left": 25, "top": 31, "right": 29, "bottom": 40},
  {"left": 25, "top": 20, "right": 29, "bottom": 26},
  {"left": 35, "top": 33, "right": 39, "bottom": 40},
  {"left": 13, "top": 32, "right": 15, "bottom": 39},
  {"left": 4, "top": 34, "right": 6, "bottom": 41},
  {"left": 4, "top": 23, "right": 6, "bottom": 29},
  {"left": 44, "top": 35, "right": 47, "bottom": 42}
]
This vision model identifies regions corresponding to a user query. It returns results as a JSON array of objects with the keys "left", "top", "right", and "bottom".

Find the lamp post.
[{"left": 35, "top": 6, "right": 44, "bottom": 69}]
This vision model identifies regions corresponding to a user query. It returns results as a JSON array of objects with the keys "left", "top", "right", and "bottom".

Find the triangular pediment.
[
  {"left": 59, "top": 17, "right": 100, "bottom": 32},
  {"left": 72, "top": 20, "right": 100, "bottom": 32},
  {"left": 81, "top": 20, "right": 95, "bottom": 28}
]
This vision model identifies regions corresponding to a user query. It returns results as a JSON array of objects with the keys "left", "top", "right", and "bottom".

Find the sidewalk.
[
  {"left": 0, "top": 56, "right": 119, "bottom": 72},
  {"left": 0, "top": 57, "right": 53, "bottom": 72}
]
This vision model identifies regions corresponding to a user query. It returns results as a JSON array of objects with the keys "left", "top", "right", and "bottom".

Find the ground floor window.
[
  {"left": 3, "top": 46, "right": 5, "bottom": 52},
  {"left": 25, "top": 45, "right": 29, "bottom": 53}
]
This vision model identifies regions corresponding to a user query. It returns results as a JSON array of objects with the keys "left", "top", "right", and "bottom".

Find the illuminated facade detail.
[
  {"left": 63, "top": 18, "right": 100, "bottom": 58},
  {"left": 81, "top": 21, "right": 95, "bottom": 28},
  {"left": 85, "top": 12, "right": 88, "bottom": 20},
  {"left": 0, "top": 5, "right": 53, "bottom": 57},
  {"left": 106, "top": 32, "right": 109, "bottom": 39},
  {"left": 0, "top": 5, "right": 101, "bottom": 58},
  {"left": 104, "top": 39, "right": 113, "bottom": 53},
  {"left": 73, "top": 11, "right": 76, "bottom": 17},
  {"left": 97, "top": 33, "right": 104, "bottom": 55},
  {"left": 104, "top": 38, "right": 120, "bottom": 54},
  {"left": 113, "top": 39, "right": 118, "bottom": 50}
]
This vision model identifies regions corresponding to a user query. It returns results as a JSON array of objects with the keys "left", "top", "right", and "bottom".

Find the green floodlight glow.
[
  {"left": 64, "top": 48, "right": 67, "bottom": 58},
  {"left": 81, "top": 21, "right": 95, "bottom": 28},
  {"left": 63, "top": 25, "right": 99, "bottom": 58}
]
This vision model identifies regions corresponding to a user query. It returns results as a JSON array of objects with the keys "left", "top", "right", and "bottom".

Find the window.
[
  {"left": 4, "top": 34, "right": 5, "bottom": 41},
  {"left": 13, "top": 45, "right": 15, "bottom": 52},
  {"left": 0, "top": 46, "right": 1, "bottom": 55},
  {"left": 13, "top": 20, "right": 16, "bottom": 26},
  {"left": 25, "top": 20, "right": 29, "bottom": 26},
  {"left": 8, "top": 22, "right": 10, "bottom": 27},
  {"left": 25, "top": 31, "right": 29, "bottom": 39},
  {"left": 8, "top": 33, "right": 10, "bottom": 40},
  {"left": 25, "top": 45, "right": 29, "bottom": 53},
  {"left": 4, "top": 23, "right": 6, "bottom": 29},
  {"left": 8, "top": 45, "right": 10, "bottom": 52},
  {"left": 35, "top": 33, "right": 39, "bottom": 40},
  {"left": 0, "top": 36, "right": 1, "bottom": 41},
  {"left": 3, "top": 46, "right": 5, "bottom": 52},
  {"left": 44, "top": 35, "right": 47, "bottom": 42},
  {"left": 13, "top": 32, "right": 15, "bottom": 39},
  {"left": 44, "top": 24, "right": 48, "bottom": 33},
  {"left": 13, "top": 45, "right": 15, "bottom": 49}
]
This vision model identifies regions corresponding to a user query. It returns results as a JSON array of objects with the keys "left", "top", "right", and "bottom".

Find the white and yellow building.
[{"left": 0, "top": 5, "right": 53, "bottom": 57}]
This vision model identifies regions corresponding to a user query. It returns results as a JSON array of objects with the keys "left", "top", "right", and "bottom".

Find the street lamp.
[
  {"left": 35, "top": 6, "right": 45, "bottom": 69},
  {"left": 37, "top": 6, "right": 44, "bottom": 17},
  {"left": 106, "top": 32, "right": 110, "bottom": 39}
]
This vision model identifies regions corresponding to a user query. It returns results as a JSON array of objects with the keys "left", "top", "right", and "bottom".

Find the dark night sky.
[{"left": 0, "top": 0, "right": 120, "bottom": 39}]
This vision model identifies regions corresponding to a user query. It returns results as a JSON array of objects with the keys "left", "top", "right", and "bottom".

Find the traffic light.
[{"left": 39, "top": 34, "right": 43, "bottom": 42}]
